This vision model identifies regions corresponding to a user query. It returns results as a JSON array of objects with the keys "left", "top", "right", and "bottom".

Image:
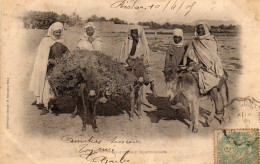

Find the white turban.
[
  {"left": 83, "top": 22, "right": 96, "bottom": 29},
  {"left": 47, "top": 22, "right": 64, "bottom": 40},
  {"left": 194, "top": 22, "right": 211, "bottom": 39},
  {"left": 172, "top": 28, "right": 184, "bottom": 47}
]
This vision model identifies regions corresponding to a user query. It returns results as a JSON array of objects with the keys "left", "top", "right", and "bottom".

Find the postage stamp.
[{"left": 214, "top": 129, "right": 259, "bottom": 164}]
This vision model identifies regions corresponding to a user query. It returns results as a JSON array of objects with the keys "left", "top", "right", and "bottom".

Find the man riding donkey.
[
  {"left": 165, "top": 24, "right": 229, "bottom": 133},
  {"left": 120, "top": 25, "right": 157, "bottom": 121}
]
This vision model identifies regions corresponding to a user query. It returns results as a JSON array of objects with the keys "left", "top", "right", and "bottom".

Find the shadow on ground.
[{"left": 145, "top": 93, "right": 191, "bottom": 128}]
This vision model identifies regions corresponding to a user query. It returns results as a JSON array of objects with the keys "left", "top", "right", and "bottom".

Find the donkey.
[
  {"left": 128, "top": 57, "right": 151, "bottom": 120},
  {"left": 167, "top": 65, "right": 229, "bottom": 133},
  {"left": 76, "top": 73, "right": 101, "bottom": 133},
  {"left": 74, "top": 56, "right": 102, "bottom": 133}
]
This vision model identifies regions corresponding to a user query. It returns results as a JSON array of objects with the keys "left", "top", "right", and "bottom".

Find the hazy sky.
[{"left": 25, "top": 0, "right": 244, "bottom": 24}]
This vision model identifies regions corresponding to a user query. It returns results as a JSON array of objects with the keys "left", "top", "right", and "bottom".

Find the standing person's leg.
[
  {"left": 210, "top": 87, "right": 224, "bottom": 115},
  {"left": 41, "top": 79, "right": 55, "bottom": 115},
  {"left": 143, "top": 68, "right": 157, "bottom": 97}
]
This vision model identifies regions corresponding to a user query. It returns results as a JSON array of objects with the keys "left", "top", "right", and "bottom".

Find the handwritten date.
[{"left": 110, "top": 0, "right": 197, "bottom": 16}]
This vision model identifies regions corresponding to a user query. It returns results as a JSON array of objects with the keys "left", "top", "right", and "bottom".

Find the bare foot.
[
  {"left": 192, "top": 126, "right": 198, "bottom": 133},
  {"left": 93, "top": 128, "right": 99, "bottom": 133},
  {"left": 205, "top": 118, "right": 213, "bottom": 127},
  {"left": 40, "top": 108, "right": 49, "bottom": 115},
  {"left": 82, "top": 126, "right": 86, "bottom": 131}
]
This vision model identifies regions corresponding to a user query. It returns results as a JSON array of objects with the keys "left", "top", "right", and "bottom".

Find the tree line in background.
[
  {"left": 22, "top": 11, "right": 239, "bottom": 34},
  {"left": 22, "top": 11, "right": 128, "bottom": 29},
  {"left": 138, "top": 21, "right": 239, "bottom": 34}
]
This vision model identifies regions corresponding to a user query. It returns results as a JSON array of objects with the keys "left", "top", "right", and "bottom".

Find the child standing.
[{"left": 164, "top": 29, "right": 187, "bottom": 100}]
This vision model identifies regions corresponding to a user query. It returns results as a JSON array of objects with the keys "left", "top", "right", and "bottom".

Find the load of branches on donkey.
[{"left": 48, "top": 50, "right": 146, "bottom": 131}]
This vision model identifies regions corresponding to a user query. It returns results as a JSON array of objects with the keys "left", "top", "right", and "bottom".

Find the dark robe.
[{"left": 47, "top": 42, "right": 69, "bottom": 75}]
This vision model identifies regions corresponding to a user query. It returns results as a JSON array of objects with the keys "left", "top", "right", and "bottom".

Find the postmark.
[{"left": 214, "top": 129, "right": 259, "bottom": 164}]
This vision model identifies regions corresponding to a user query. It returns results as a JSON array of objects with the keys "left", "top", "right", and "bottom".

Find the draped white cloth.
[
  {"left": 120, "top": 25, "right": 150, "bottom": 67},
  {"left": 184, "top": 22, "right": 224, "bottom": 94},
  {"left": 76, "top": 34, "right": 102, "bottom": 51},
  {"left": 28, "top": 22, "right": 64, "bottom": 107},
  {"left": 76, "top": 22, "right": 102, "bottom": 51}
]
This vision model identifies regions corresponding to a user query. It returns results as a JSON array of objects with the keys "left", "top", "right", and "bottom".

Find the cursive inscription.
[
  {"left": 111, "top": 136, "right": 141, "bottom": 144},
  {"left": 110, "top": 0, "right": 197, "bottom": 16},
  {"left": 61, "top": 135, "right": 102, "bottom": 144},
  {"left": 60, "top": 135, "right": 144, "bottom": 163},
  {"left": 79, "top": 144, "right": 130, "bottom": 164}
]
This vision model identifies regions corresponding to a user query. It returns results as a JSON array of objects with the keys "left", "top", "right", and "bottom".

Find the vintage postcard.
[{"left": 0, "top": 0, "right": 260, "bottom": 163}]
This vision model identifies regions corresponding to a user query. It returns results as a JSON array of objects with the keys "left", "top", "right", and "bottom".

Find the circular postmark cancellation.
[{"left": 214, "top": 129, "right": 259, "bottom": 164}]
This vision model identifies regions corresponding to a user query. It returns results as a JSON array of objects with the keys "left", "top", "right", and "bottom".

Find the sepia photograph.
[{"left": 0, "top": 0, "right": 259, "bottom": 163}]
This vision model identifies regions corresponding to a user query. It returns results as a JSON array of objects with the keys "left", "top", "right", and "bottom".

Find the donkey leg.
[
  {"left": 88, "top": 100, "right": 98, "bottom": 133},
  {"left": 93, "top": 109, "right": 99, "bottom": 133},
  {"left": 71, "top": 97, "right": 80, "bottom": 118},
  {"left": 136, "top": 92, "right": 142, "bottom": 119},
  {"left": 206, "top": 98, "right": 215, "bottom": 126},
  {"left": 92, "top": 113, "right": 98, "bottom": 133},
  {"left": 130, "top": 89, "right": 135, "bottom": 121},
  {"left": 189, "top": 100, "right": 199, "bottom": 133},
  {"left": 183, "top": 91, "right": 198, "bottom": 132},
  {"left": 211, "top": 87, "right": 224, "bottom": 115},
  {"left": 82, "top": 105, "right": 87, "bottom": 132},
  {"left": 82, "top": 100, "right": 88, "bottom": 132},
  {"left": 185, "top": 90, "right": 200, "bottom": 132},
  {"left": 82, "top": 111, "right": 87, "bottom": 132}
]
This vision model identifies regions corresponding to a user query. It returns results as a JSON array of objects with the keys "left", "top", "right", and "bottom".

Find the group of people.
[{"left": 29, "top": 21, "right": 226, "bottom": 132}]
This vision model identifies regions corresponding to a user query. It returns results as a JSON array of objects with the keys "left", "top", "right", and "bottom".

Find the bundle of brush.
[{"left": 48, "top": 50, "right": 137, "bottom": 115}]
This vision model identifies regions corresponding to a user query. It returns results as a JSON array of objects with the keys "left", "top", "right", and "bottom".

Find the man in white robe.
[
  {"left": 76, "top": 22, "right": 102, "bottom": 51},
  {"left": 120, "top": 25, "right": 157, "bottom": 120}
]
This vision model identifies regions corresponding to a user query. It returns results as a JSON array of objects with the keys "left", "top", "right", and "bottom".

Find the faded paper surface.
[{"left": 0, "top": 0, "right": 259, "bottom": 163}]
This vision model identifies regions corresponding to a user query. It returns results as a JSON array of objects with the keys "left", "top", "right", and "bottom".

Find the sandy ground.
[
  {"left": 19, "top": 28, "right": 241, "bottom": 139},
  {"left": 1, "top": 27, "right": 244, "bottom": 164}
]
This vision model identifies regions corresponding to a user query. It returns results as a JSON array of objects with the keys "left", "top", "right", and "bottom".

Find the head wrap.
[
  {"left": 82, "top": 22, "right": 101, "bottom": 39},
  {"left": 194, "top": 22, "right": 211, "bottom": 39},
  {"left": 172, "top": 28, "right": 184, "bottom": 47},
  {"left": 127, "top": 25, "right": 143, "bottom": 38},
  {"left": 47, "top": 22, "right": 64, "bottom": 40},
  {"left": 84, "top": 22, "right": 96, "bottom": 29},
  {"left": 120, "top": 25, "right": 150, "bottom": 65}
]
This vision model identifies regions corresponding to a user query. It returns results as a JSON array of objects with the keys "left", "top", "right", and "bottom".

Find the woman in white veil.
[{"left": 29, "top": 22, "right": 65, "bottom": 115}]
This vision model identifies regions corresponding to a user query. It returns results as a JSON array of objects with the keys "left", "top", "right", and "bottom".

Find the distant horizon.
[
  {"left": 23, "top": 10, "right": 239, "bottom": 26},
  {"left": 25, "top": 0, "right": 241, "bottom": 26}
]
